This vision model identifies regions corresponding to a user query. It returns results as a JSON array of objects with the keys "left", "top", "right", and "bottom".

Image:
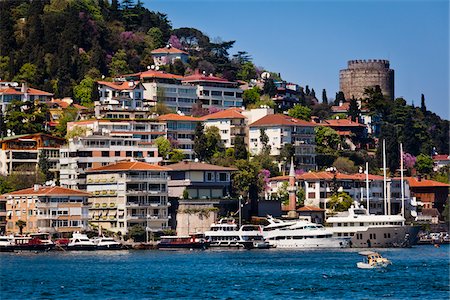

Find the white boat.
[
  {"left": 92, "top": 236, "right": 123, "bottom": 250},
  {"left": 0, "top": 235, "right": 15, "bottom": 252},
  {"left": 263, "top": 216, "right": 349, "bottom": 249},
  {"left": 357, "top": 251, "right": 392, "bottom": 269},
  {"left": 204, "top": 218, "right": 269, "bottom": 249},
  {"left": 326, "top": 202, "right": 420, "bottom": 248},
  {"left": 67, "top": 232, "right": 96, "bottom": 250}
]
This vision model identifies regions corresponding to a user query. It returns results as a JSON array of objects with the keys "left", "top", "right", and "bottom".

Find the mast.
[
  {"left": 365, "top": 161, "right": 370, "bottom": 213},
  {"left": 400, "top": 143, "right": 405, "bottom": 224},
  {"left": 383, "top": 139, "right": 388, "bottom": 215}
]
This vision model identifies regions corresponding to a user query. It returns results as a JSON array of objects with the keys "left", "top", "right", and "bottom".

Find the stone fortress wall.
[{"left": 339, "top": 59, "right": 394, "bottom": 100}]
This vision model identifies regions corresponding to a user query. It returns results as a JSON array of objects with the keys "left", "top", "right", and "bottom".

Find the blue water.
[{"left": 1, "top": 245, "right": 449, "bottom": 299}]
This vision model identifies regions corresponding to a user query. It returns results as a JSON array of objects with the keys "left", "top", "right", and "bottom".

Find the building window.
[
  {"left": 211, "top": 91, "right": 222, "bottom": 96},
  {"left": 206, "top": 172, "right": 214, "bottom": 182},
  {"left": 102, "top": 151, "right": 109, "bottom": 157},
  {"left": 126, "top": 151, "right": 132, "bottom": 157},
  {"left": 115, "top": 151, "right": 120, "bottom": 156},
  {"left": 218, "top": 173, "right": 228, "bottom": 182}
]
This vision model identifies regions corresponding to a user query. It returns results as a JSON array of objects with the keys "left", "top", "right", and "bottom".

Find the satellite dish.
[
  {"left": 151, "top": 65, "right": 156, "bottom": 70},
  {"left": 202, "top": 71, "right": 206, "bottom": 75},
  {"left": 261, "top": 72, "right": 270, "bottom": 79},
  {"left": 147, "top": 65, "right": 151, "bottom": 70},
  {"left": 155, "top": 66, "right": 160, "bottom": 71},
  {"left": 411, "top": 210, "right": 417, "bottom": 217},
  {"left": 128, "top": 82, "right": 134, "bottom": 87},
  {"left": 101, "top": 75, "right": 105, "bottom": 79}
]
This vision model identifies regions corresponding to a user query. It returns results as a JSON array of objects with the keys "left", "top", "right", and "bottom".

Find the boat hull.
[
  {"left": 158, "top": 242, "right": 208, "bottom": 250},
  {"left": 268, "top": 238, "right": 348, "bottom": 249},
  {"left": 96, "top": 244, "right": 124, "bottom": 250},
  {"left": 350, "top": 225, "right": 420, "bottom": 248},
  {"left": 66, "top": 245, "right": 97, "bottom": 251}
]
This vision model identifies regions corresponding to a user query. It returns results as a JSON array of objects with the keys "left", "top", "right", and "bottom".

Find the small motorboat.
[
  {"left": 0, "top": 235, "right": 15, "bottom": 252},
  {"left": 158, "top": 233, "right": 209, "bottom": 250},
  {"left": 357, "top": 251, "right": 392, "bottom": 269},
  {"left": 92, "top": 236, "right": 123, "bottom": 250},
  {"left": 67, "top": 232, "right": 96, "bottom": 251}
]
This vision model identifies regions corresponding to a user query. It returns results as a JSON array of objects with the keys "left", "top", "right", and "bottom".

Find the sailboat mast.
[
  {"left": 366, "top": 161, "right": 370, "bottom": 213},
  {"left": 400, "top": 143, "right": 405, "bottom": 223},
  {"left": 383, "top": 139, "right": 387, "bottom": 215}
]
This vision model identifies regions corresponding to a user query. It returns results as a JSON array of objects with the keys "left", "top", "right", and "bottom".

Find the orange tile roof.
[
  {"left": 87, "top": 161, "right": 169, "bottom": 173},
  {"left": 0, "top": 86, "right": 53, "bottom": 96},
  {"left": 3, "top": 186, "right": 90, "bottom": 197},
  {"left": 27, "top": 88, "right": 53, "bottom": 96},
  {"left": 125, "top": 70, "right": 183, "bottom": 80},
  {"left": 166, "top": 161, "right": 237, "bottom": 171},
  {"left": 407, "top": 177, "right": 450, "bottom": 188},
  {"left": 322, "top": 119, "right": 366, "bottom": 127},
  {"left": 433, "top": 155, "right": 450, "bottom": 161},
  {"left": 249, "top": 114, "right": 316, "bottom": 127},
  {"left": 297, "top": 206, "right": 325, "bottom": 212},
  {"left": 157, "top": 114, "right": 202, "bottom": 122},
  {"left": 269, "top": 171, "right": 384, "bottom": 181},
  {"left": 0, "top": 87, "right": 23, "bottom": 95},
  {"left": 182, "top": 73, "right": 234, "bottom": 84},
  {"left": 97, "top": 81, "right": 141, "bottom": 90},
  {"left": 151, "top": 46, "right": 188, "bottom": 54},
  {"left": 331, "top": 102, "right": 350, "bottom": 112},
  {"left": 201, "top": 108, "right": 246, "bottom": 120}
]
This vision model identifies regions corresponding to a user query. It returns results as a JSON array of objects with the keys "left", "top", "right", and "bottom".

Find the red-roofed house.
[
  {"left": 433, "top": 154, "right": 450, "bottom": 171},
  {"left": 0, "top": 82, "right": 53, "bottom": 113},
  {"left": 96, "top": 80, "right": 148, "bottom": 119},
  {"left": 85, "top": 161, "right": 170, "bottom": 234},
  {"left": 249, "top": 114, "right": 317, "bottom": 170},
  {"left": 318, "top": 118, "right": 368, "bottom": 150},
  {"left": 201, "top": 108, "right": 247, "bottom": 148},
  {"left": 2, "top": 185, "right": 91, "bottom": 234},
  {"left": 124, "top": 70, "right": 197, "bottom": 115},
  {"left": 182, "top": 72, "right": 243, "bottom": 109},
  {"left": 407, "top": 177, "right": 449, "bottom": 212},
  {"left": 151, "top": 45, "right": 189, "bottom": 66}
]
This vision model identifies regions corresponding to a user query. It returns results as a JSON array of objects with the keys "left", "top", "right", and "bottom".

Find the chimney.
[
  {"left": 417, "top": 174, "right": 422, "bottom": 182},
  {"left": 21, "top": 82, "right": 28, "bottom": 93},
  {"left": 34, "top": 184, "right": 40, "bottom": 192}
]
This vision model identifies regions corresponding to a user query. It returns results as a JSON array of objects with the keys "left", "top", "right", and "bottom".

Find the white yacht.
[
  {"left": 326, "top": 202, "right": 420, "bottom": 247},
  {"left": 263, "top": 216, "right": 349, "bottom": 249},
  {"left": 67, "top": 232, "right": 96, "bottom": 250},
  {"left": 0, "top": 235, "right": 15, "bottom": 252},
  {"left": 204, "top": 218, "right": 269, "bottom": 249},
  {"left": 92, "top": 236, "right": 123, "bottom": 250}
]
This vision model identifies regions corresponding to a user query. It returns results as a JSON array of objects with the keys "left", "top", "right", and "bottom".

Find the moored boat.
[
  {"left": 92, "top": 236, "right": 123, "bottom": 250},
  {"left": 158, "top": 233, "right": 208, "bottom": 250},
  {"left": 13, "top": 233, "right": 55, "bottom": 251},
  {"left": 0, "top": 235, "right": 15, "bottom": 252},
  {"left": 67, "top": 232, "right": 96, "bottom": 251}
]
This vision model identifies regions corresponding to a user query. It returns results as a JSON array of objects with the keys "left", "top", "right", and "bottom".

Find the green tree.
[
  {"left": 312, "top": 103, "right": 331, "bottom": 121},
  {"left": 0, "top": 56, "right": 10, "bottom": 80},
  {"left": 146, "top": 27, "right": 164, "bottom": 50},
  {"left": 154, "top": 136, "right": 171, "bottom": 159},
  {"left": 263, "top": 78, "right": 277, "bottom": 97},
  {"left": 16, "top": 220, "right": 27, "bottom": 235},
  {"left": 193, "top": 122, "right": 208, "bottom": 161},
  {"left": 108, "top": 49, "right": 130, "bottom": 77},
  {"left": 278, "top": 143, "right": 295, "bottom": 162},
  {"left": 13, "top": 63, "right": 37, "bottom": 83},
  {"left": 347, "top": 97, "right": 360, "bottom": 122},
  {"left": 232, "top": 159, "right": 264, "bottom": 208},
  {"left": 169, "top": 149, "right": 184, "bottom": 162},
  {"left": 364, "top": 85, "right": 391, "bottom": 118},
  {"left": 242, "top": 87, "right": 260, "bottom": 108},
  {"left": 288, "top": 105, "right": 312, "bottom": 121},
  {"left": 5, "top": 100, "right": 49, "bottom": 135},
  {"left": 420, "top": 93, "right": 427, "bottom": 114},
  {"left": 73, "top": 75, "right": 95, "bottom": 107},
  {"left": 415, "top": 153, "right": 434, "bottom": 175},
  {"left": 333, "top": 157, "right": 357, "bottom": 174},
  {"left": 334, "top": 91, "right": 346, "bottom": 105},
  {"left": 234, "top": 135, "right": 248, "bottom": 160},
  {"left": 205, "top": 126, "right": 224, "bottom": 160},
  {"left": 128, "top": 224, "right": 146, "bottom": 242},
  {"left": 260, "top": 128, "right": 270, "bottom": 154},
  {"left": 322, "top": 89, "right": 328, "bottom": 104},
  {"left": 38, "top": 152, "right": 53, "bottom": 181},
  {"left": 315, "top": 126, "right": 340, "bottom": 154},
  {"left": 328, "top": 192, "right": 353, "bottom": 212},
  {"left": 237, "top": 61, "right": 257, "bottom": 82},
  {"left": 54, "top": 106, "right": 78, "bottom": 138}
]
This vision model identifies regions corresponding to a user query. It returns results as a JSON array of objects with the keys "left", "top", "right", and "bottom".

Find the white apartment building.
[
  {"left": 0, "top": 82, "right": 53, "bottom": 113},
  {"left": 248, "top": 114, "right": 316, "bottom": 170},
  {"left": 96, "top": 80, "right": 149, "bottom": 119},
  {"left": 125, "top": 70, "right": 197, "bottom": 115},
  {"left": 60, "top": 135, "right": 161, "bottom": 190},
  {"left": 85, "top": 161, "right": 170, "bottom": 235},
  {"left": 201, "top": 108, "right": 247, "bottom": 148},
  {"left": 67, "top": 119, "right": 167, "bottom": 143},
  {"left": 182, "top": 73, "right": 243, "bottom": 109}
]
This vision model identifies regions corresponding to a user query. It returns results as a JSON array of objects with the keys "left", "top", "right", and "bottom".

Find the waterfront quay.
[{"left": 1, "top": 245, "right": 448, "bottom": 299}]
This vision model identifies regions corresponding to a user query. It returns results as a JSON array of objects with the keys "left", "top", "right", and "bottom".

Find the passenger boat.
[
  {"left": 357, "top": 251, "right": 392, "bottom": 269},
  {"left": 326, "top": 202, "right": 420, "bottom": 248},
  {"left": 157, "top": 233, "right": 208, "bottom": 250},
  {"left": 92, "top": 236, "right": 123, "bottom": 250},
  {"left": 263, "top": 216, "right": 348, "bottom": 249},
  {"left": 13, "top": 233, "right": 55, "bottom": 251},
  {"left": 67, "top": 232, "right": 96, "bottom": 251},
  {"left": 204, "top": 218, "right": 269, "bottom": 249},
  {"left": 0, "top": 235, "right": 15, "bottom": 252}
]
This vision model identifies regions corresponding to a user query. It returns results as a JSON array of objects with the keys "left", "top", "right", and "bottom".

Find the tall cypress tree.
[
  {"left": 193, "top": 122, "right": 208, "bottom": 161},
  {"left": 420, "top": 94, "right": 427, "bottom": 114},
  {"left": 348, "top": 97, "right": 360, "bottom": 122},
  {"left": 322, "top": 89, "right": 328, "bottom": 104}
]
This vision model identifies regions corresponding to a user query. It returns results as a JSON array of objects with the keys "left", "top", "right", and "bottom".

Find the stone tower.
[
  {"left": 339, "top": 59, "right": 394, "bottom": 100},
  {"left": 287, "top": 158, "right": 298, "bottom": 218}
]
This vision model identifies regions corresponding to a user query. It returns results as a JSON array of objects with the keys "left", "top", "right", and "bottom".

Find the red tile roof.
[
  {"left": 331, "top": 102, "right": 350, "bottom": 112},
  {"left": 97, "top": 81, "right": 142, "bottom": 90},
  {"left": 157, "top": 114, "right": 202, "bottom": 122},
  {"left": 3, "top": 186, "right": 90, "bottom": 197},
  {"left": 407, "top": 177, "right": 450, "bottom": 188},
  {"left": 0, "top": 87, "right": 23, "bottom": 95},
  {"left": 151, "top": 46, "right": 188, "bottom": 55},
  {"left": 249, "top": 114, "right": 316, "bottom": 127},
  {"left": 297, "top": 206, "right": 325, "bottom": 212},
  {"left": 87, "top": 161, "right": 169, "bottom": 173},
  {"left": 166, "top": 161, "right": 237, "bottom": 171},
  {"left": 201, "top": 108, "right": 246, "bottom": 120},
  {"left": 182, "top": 73, "right": 234, "bottom": 84},
  {"left": 433, "top": 155, "right": 450, "bottom": 161},
  {"left": 0, "top": 87, "right": 53, "bottom": 96},
  {"left": 125, "top": 70, "right": 183, "bottom": 80},
  {"left": 27, "top": 88, "right": 53, "bottom": 96},
  {"left": 321, "top": 119, "right": 366, "bottom": 127},
  {"left": 269, "top": 171, "right": 384, "bottom": 182}
]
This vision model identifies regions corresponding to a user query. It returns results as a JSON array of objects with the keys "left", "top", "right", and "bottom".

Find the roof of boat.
[{"left": 358, "top": 251, "right": 379, "bottom": 256}]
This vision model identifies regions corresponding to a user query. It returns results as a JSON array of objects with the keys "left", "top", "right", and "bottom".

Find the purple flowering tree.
[{"left": 168, "top": 35, "right": 182, "bottom": 49}]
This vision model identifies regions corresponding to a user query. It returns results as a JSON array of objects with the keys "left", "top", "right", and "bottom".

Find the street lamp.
[
  {"left": 238, "top": 195, "right": 243, "bottom": 228},
  {"left": 146, "top": 214, "right": 150, "bottom": 243}
]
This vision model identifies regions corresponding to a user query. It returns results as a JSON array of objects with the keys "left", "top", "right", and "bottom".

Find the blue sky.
[{"left": 143, "top": 0, "right": 449, "bottom": 118}]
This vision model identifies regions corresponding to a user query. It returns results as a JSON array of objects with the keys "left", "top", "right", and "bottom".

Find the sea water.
[{"left": 1, "top": 245, "right": 449, "bottom": 299}]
